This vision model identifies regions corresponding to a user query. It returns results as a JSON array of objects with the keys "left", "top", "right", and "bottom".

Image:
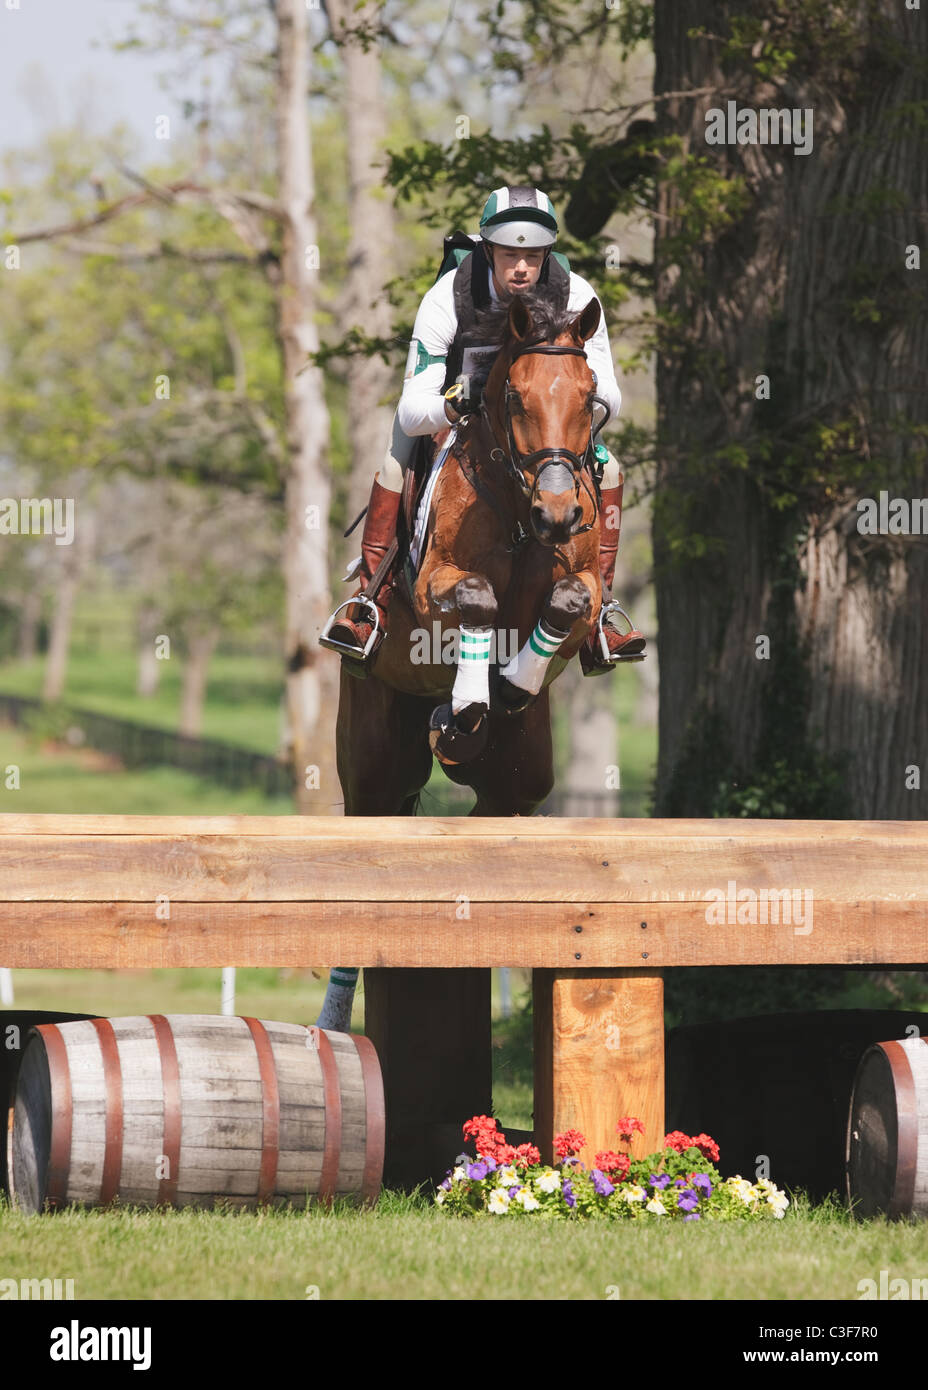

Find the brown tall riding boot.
[
  {"left": 321, "top": 478, "right": 401, "bottom": 667},
  {"left": 579, "top": 480, "right": 646, "bottom": 675}
]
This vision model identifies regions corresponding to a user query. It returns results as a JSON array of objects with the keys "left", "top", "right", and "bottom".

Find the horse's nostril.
[
  {"left": 569, "top": 505, "right": 583, "bottom": 530},
  {"left": 530, "top": 505, "right": 549, "bottom": 534}
]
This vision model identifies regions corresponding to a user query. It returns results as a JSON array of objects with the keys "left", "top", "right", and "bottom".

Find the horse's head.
[{"left": 481, "top": 293, "right": 604, "bottom": 547}]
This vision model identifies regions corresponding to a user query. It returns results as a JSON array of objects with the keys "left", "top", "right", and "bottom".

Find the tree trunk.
[
  {"left": 652, "top": 0, "right": 927, "bottom": 818},
  {"left": 42, "top": 555, "right": 80, "bottom": 701},
  {"left": 326, "top": 0, "right": 395, "bottom": 562},
  {"left": 136, "top": 603, "right": 161, "bottom": 697},
  {"left": 559, "top": 664, "right": 620, "bottom": 817},
  {"left": 18, "top": 590, "right": 41, "bottom": 661},
  {"left": 276, "top": 0, "right": 340, "bottom": 812},
  {"left": 179, "top": 629, "right": 217, "bottom": 738}
]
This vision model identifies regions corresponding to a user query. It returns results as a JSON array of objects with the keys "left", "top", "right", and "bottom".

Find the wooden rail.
[{"left": 2, "top": 814, "right": 925, "bottom": 1185}]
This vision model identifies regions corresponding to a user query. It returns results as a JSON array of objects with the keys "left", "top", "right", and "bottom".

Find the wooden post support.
[
  {"left": 364, "top": 967, "right": 491, "bottom": 1191},
  {"left": 533, "top": 968, "right": 665, "bottom": 1167}
]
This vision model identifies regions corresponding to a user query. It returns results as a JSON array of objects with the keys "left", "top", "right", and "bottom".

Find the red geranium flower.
[
  {"left": 554, "top": 1128, "right": 586, "bottom": 1159},
  {"left": 691, "top": 1133, "right": 720, "bottom": 1163},
  {"left": 615, "top": 1117, "right": 644, "bottom": 1143},
  {"left": 515, "top": 1143, "right": 541, "bottom": 1168},
  {"left": 662, "top": 1130, "right": 695, "bottom": 1153},
  {"left": 594, "top": 1150, "right": 631, "bottom": 1179}
]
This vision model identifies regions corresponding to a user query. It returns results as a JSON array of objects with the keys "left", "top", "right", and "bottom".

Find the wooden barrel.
[
  {"left": 847, "top": 1036, "right": 928, "bottom": 1219},
  {"left": 8, "top": 1015, "right": 384, "bottom": 1213},
  {"left": 1, "top": 1011, "right": 99, "bottom": 1197}
]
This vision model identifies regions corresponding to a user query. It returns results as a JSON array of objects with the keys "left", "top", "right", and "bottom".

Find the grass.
[
  {"left": 0, "top": 650, "right": 285, "bottom": 754},
  {"left": 0, "top": 725, "right": 294, "bottom": 815},
  {"left": 1, "top": 1192, "right": 925, "bottom": 1300}
]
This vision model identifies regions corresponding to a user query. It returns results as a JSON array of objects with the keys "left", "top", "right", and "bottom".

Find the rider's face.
[{"left": 489, "top": 245, "right": 546, "bottom": 297}]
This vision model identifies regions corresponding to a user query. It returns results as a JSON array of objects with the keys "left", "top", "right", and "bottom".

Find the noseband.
[{"left": 482, "top": 343, "right": 612, "bottom": 537}]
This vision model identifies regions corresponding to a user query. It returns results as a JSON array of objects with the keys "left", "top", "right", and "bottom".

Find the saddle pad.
[{"left": 408, "top": 427, "right": 458, "bottom": 575}]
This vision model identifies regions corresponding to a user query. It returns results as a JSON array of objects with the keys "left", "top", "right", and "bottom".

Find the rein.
[{"left": 457, "top": 341, "right": 611, "bottom": 551}]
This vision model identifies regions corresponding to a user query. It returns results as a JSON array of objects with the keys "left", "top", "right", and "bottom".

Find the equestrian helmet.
[{"left": 479, "top": 185, "right": 558, "bottom": 249}]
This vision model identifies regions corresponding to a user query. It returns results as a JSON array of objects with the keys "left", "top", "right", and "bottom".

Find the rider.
[{"left": 321, "top": 184, "right": 645, "bottom": 674}]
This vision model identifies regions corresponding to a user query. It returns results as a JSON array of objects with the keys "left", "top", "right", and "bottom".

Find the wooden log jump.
[{"left": 1, "top": 814, "right": 926, "bottom": 1187}]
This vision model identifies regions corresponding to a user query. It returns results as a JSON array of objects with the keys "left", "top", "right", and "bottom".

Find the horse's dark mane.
[{"left": 473, "top": 291, "right": 579, "bottom": 350}]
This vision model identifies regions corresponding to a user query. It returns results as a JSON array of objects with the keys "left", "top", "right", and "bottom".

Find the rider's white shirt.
[{"left": 396, "top": 258, "right": 623, "bottom": 437}]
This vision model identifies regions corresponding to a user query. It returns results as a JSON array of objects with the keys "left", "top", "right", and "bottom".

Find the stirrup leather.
[
  {"left": 319, "top": 595, "right": 383, "bottom": 660},
  {"left": 596, "top": 600, "right": 646, "bottom": 664}
]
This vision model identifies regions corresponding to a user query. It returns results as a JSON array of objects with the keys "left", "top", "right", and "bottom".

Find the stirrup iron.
[
  {"left": 597, "top": 600, "right": 646, "bottom": 664},
  {"left": 319, "top": 595, "right": 383, "bottom": 660}
]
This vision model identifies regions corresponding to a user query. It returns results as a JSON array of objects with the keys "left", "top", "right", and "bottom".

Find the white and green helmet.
[{"left": 479, "top": 185, "right": 558, "bottom": 249}]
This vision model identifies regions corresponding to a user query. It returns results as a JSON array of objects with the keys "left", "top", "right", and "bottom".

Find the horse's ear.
[
  {"left": 573, "top": 297, "right": 601, "bottom": 343},
  {"left": 510, "top": 295, "right": 533, "bottom": 342}
]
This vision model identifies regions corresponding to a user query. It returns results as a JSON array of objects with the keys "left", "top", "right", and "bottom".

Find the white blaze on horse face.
[{"left": 547, "top": 373, "right": 561, "bottom": 397}]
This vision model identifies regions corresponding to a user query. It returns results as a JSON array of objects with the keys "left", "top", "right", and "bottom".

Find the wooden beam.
[
  {"left": 534, "top": 969, "right": 665, "bottom": 1167},
  {"left": 1, "top": 819, "right": 926, "bottom": 907},
  {"left": 0, "top": 899, "right": 924, "bottom": 969}
]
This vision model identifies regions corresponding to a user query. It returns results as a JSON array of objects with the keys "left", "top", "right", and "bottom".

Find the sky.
[{"left": 0, "top": 0, "right": 191, "bottom": 160}]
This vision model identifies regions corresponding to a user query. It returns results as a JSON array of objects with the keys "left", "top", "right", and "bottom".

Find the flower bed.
[{"left": 435, "top": 1115, "right": 789, "bottom": 1221}]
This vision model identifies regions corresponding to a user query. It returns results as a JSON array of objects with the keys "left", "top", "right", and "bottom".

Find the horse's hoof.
[
  {"left": 428, "top": 701, "right": 488, "bottom": 766},
  {"left": 497, "top": 675, "right": 534, "bottom": 714}
]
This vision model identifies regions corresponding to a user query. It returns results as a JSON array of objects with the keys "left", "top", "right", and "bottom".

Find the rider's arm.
[
  {"left": 568, "top": 275, "right": 622, "bottom": 428},
  {"left": 397, "top": 275, "right": 458, "bottom": 436}
]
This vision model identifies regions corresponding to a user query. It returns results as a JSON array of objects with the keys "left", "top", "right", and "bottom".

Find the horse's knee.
[
  {"left": 543, "top": 574, "right": 591, "bottom": 633},
  {"left": 454, "top": 575, "right": 498, "bottom": 628}
]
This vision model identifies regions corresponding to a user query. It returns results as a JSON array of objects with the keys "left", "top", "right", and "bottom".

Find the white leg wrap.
[
  {"left": 451, "top": 626, "right": 492, "bottom": 712},
  {"left": 499, "top": 619, "right": 566, "bottom": 695}
]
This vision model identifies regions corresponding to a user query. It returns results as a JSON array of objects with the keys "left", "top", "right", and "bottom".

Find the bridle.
[{"left": 479, "top": 342, "right": 612, "bottom": 539}]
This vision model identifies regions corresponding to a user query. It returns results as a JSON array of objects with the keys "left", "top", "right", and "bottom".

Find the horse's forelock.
[{"left": 474, "top": 292, "right": 579, "bottom": 351}]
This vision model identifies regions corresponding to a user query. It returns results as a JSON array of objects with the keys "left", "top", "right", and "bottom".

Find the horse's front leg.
[
  {"left": 498, "top": 571, "right": 595, "bottom": 714},
  {"left": 425, "top": 565, "right": 498, "bottom": 766}
]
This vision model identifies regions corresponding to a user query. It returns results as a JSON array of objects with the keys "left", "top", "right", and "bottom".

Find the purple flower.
[
  {"left": 483, "top": 1155, "right": 498, "bottom": 1172},
  {"left": 683, "top": 1212, "right": 701, "bottom": 1222},
  {"left": 508, "top": 1185, "right": 520, "bottom": 1197},
  {"left": 677, "top": 1190, "right": 699, "bottom": 1212},
  {"left": 466, "top": 1162, "right": 488, "bottom": 1180},
  {"left": 674, "top": 1177, "right": 687, "bottom": 1187},
  {"left": 562, "top": 1179, "right": 576, "bottom": 1209},
  {"left": 439, "top": 1176, "right": 452, "bottom": 1191},
  {"left": 591, "top": 1169, "right": 615, "bottom": 1197},
  {"left": 692, "top": 1173, "right": 712, "bottom": 1196},
  {"left": 649, "top": 1174, "right": 671, "bottom": 1189}
]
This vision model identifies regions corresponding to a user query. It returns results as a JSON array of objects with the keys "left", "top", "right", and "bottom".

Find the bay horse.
[{"left": 334, "top": 290, "right": 610, "bottom": 817}]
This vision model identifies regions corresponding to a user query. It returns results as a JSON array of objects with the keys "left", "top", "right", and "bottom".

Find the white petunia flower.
[
  {"left": 534, "top": 1168, "right": 560, "bottom": 1194},
  {"left": 487, "top": 1188, "right": 511, "bottom": 1214},
  {"left": 498, "top": 1165, "right": 519, "bottom": 1185},
  {"left": 645, "top": 1197, "right": 667, "bottom": 1215},
  {"left": 623, "top": 1184, "right": 646, "bottom": 1203},
  {"left": 514, "top": 1188, "right": 540, "bottom": 1212},
  {"left": 452, "top": 1166, "right": 467, "bottom": 1183}
]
